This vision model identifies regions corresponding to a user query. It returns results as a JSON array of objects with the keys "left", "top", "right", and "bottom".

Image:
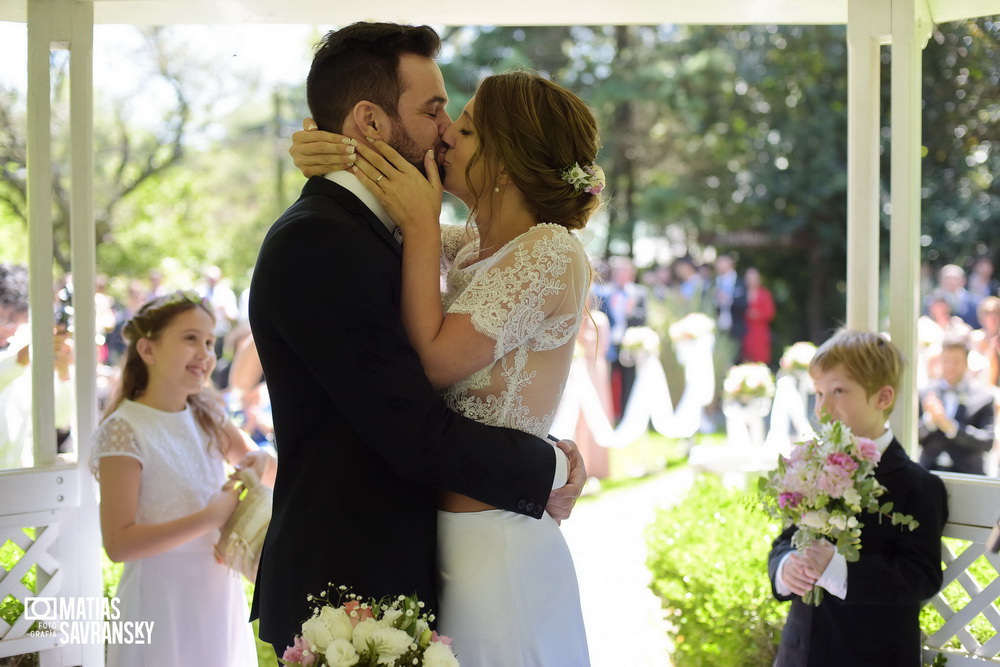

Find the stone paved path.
[{"left": 561, "top": 467, "right": 695, "bottom": 667}]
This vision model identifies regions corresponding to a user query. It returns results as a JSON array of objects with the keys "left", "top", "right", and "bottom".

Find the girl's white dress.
[
  {"left": 90, "top": 400, "right": 256, "bottom": 667},
  {"left": 436, "top": 223, "right": 591, "bottom": 666}
]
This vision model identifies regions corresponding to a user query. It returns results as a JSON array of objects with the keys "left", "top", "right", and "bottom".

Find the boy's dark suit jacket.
[
  {"left": 918, "top": 379, "right": 996, "bottom": 475},
  {"left": 768, "top": 440, "right": 949, "bottom": 666},
  {"left": 248, "top": 177, "right": 557, "bottom": 650}
]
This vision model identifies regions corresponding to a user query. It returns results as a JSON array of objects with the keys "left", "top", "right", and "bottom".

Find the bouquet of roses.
[
  {"left": 667, "top": 312, "right": 716, "bottom": 342},
  {"left": 757, "top": 419, "right": 919, "bottom": 605},
  {"left": 778, "top": 341, "right": 817, "bottom": 374},
  {"left": 618, "top": 326, "right": 662, "bottom": 366},
  {"left": 281, "top": 585, "right": 459, "bottom": 667},
  {"left": 723, "top": 362, "right": 775, "bottom": 404}
]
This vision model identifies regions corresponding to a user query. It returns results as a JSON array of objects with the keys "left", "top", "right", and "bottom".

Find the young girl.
[{"left": 90, "top": 290, "right": 275, "bottom": 666}]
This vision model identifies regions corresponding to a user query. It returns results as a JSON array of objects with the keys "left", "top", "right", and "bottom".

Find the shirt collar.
[
  {"left": 874, "top": 427, "right": 894, "bottom": 454},
  {"left": 325, "top": 171, "right": 398, "bottom": 237}
]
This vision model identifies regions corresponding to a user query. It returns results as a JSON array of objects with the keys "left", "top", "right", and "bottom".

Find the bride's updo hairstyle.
[
  {"left": 469, "top": 70, "right": 602, "bottom": 231},
  {"left": 102, "top": 290, "right": 229, "bottom": 450}
]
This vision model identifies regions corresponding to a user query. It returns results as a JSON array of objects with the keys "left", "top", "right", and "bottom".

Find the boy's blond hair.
[{"left": 809, "top": 330, "right": 905, "bottom": 418}]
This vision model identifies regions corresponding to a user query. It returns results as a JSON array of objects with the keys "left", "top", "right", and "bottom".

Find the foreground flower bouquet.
[
  {"left": 757, "top": 419, "right": 919, "bottom": 605},
  {"left": 281, "top": 585, "right": 459, "bottom": 667}
]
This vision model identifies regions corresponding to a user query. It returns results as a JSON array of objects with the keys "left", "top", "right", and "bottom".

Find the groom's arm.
[{"left": 258, "top": 206, "right": 565, "bottom": 517}]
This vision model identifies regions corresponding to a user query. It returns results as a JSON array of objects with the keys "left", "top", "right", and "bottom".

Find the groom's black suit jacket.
[
  {"left": 768, "top": 440, "right": 948, "bottom": 666},
  {"left": 248, "top": 177, "right": 556, "bottom": 649}
]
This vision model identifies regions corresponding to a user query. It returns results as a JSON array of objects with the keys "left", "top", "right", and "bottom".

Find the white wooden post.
[
  {"left": 845, "top": 0, "right": 889, "bottom": 333},
  {"left": 886, "top": 0, "right": 930, "bottom": 455}
]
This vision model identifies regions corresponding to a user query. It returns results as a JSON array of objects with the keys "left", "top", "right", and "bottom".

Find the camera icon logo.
[{"left": 24, "top": 597, "right": 58, "bottom": 621}]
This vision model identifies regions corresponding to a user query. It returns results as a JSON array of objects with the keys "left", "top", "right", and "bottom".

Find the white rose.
[
  {"left": 352, "top": 618, "right": 378, "bottom": 653},
  {"left": 302, "top": 605, "right": 352, "bottom": 652},
  {"left": 370, "top": 626, "right": 413, "bottom": 663},
  {"left": 325, "top": 638, "right": 360, "bottom": 667},
  {"left": 800, "top": 510, "right": 829, "bottom": 530},
  {"left": 424, "top": 641, "right": 460, "bottom": 667},
  {"left": 828, "top": 514, "right": 847, "bottom": 531},
  {"left": 847, "top": 516, "right": 859, "bottom": 528},
  {"left": 380, "top": 607, "right": 404, "bottom": 626},
  {"left": 842, "top": 487, "right": 861, "bottom": 508}
]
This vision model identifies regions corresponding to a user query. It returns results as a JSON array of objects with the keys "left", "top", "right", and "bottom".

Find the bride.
[{"left": 296, "top": 70, "right": 602, "bottom": 666}]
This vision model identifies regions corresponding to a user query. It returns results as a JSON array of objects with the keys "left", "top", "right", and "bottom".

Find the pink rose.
[
  {"left": 826, "top": 452, "right": 859, "bottom": 472},
  {"left": 343, "top": 600, "right": 374, "bottom": 626},
  {"left": 855, "top": 437, "right": 880, "bottom": 463},
  {"left": 281, "top": 636, "right": 316, "bottom": 666},
  {"left": 432, "top": 631, "right": 454, "bottom": 646},
  {"left": 778, "top": 492, "right": 803, "bottom": 509}
]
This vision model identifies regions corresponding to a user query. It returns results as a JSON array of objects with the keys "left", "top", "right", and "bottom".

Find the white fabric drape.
[{"left": 550, "top": 334, "right": 715, "bottom": 447}]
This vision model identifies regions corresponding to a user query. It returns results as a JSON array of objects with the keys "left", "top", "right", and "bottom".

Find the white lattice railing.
[
  {"left": 0, "top": 464, "right": 99, "bottom": 665},
  {"left": 0, "top": 510, "right": 63, "bottom": 659},
  {"left": 923, "top": 473, "right": 1000, "bottom": 665}
]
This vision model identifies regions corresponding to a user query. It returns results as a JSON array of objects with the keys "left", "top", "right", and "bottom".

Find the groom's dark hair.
[{"left": 307, "top": 22, "right": 441, "bottom": 133}]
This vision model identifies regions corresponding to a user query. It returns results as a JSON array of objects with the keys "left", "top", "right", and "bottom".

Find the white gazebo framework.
[{"left": 0, "top": 0, "right": 998, "bottom": 664}]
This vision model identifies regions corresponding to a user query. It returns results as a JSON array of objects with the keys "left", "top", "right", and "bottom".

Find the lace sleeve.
[
  {"left": 89, "top": 416, "right": 144, "bottom": 479},
  {"left": 440, "top": 224, "right": 477, "bottom": 274},
  {"left": 449, "top": 225, "right": 590, "bottom": 359}
]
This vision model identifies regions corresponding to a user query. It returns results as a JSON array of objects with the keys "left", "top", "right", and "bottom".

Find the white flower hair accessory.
[{"left": 560, "top": 161, "right": 605, "bottom": 195}]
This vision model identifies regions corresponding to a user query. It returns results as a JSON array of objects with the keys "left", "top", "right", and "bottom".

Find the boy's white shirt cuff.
[
  {"left": 774, "top": 553, "right": 793, "bottom": 596},
  {"left": 817, "top": 550, "right": 848, "bottom": 599},
  {"left": 551, "top": 443, "right": 568, "bottom": 490}
]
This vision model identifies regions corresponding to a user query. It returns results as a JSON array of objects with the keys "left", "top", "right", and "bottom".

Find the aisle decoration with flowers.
[
  {"left": 618, "top": 325, "right": 661, "bottom": 367},
  {"left": 757, "top": 419, "right": 919, "bottom": 605},
  {"left": 723, "top": 362, "right": 775, "bottom": 406},
  {"left": 281, "top": 586, "right": 459, "bottom": 667},
  {"left": 778, "top": 341, "right": 818, "bottom": 375}
]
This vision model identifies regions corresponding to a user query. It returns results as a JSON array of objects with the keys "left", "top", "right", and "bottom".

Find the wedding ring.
[{"left": 375, "top": 174, "right": 384, "bottom": 183}]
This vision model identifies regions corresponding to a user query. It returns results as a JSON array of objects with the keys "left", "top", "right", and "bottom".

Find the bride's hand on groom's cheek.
[
  {"left": 546, "top": 439, "right": 587, "bottom": 524},
  {"left": 289, "top": 118, "right": 358, "bottom": 178}
]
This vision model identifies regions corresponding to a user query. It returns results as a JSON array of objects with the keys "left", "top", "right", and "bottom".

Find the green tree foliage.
[
  {"left": 1, "top": 19, "right": 995, "bottom": 330},
  {"left": 918, "top": 17, "right": 1000, "bottom": 267}
]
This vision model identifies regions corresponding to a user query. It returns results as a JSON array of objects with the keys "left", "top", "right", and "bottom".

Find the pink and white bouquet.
[
  {"left": 758, "top": 419, "right": 919, "bottom": 605},
  {"left": 281, "top": 586, "right": 459, "bottom": 667}
]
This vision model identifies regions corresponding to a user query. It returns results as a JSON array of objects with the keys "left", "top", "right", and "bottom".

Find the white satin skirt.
[{"left": 437, "top": 509, "right": 590, "bottom": 667}]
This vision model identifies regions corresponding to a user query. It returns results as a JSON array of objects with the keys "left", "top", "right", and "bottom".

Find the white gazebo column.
[
  {"left": 887, "top": 0, "right": 930, "bottom": 453},
  {"left": 845, "top": 0, "right": 890, "bottom": 331},
  {"left": 26, "top": 2, "right": 103, "bottom": 665}
]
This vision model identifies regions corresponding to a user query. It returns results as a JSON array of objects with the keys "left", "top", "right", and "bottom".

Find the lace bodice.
[
  {"left": 90, "top": 400, "right": 227, "bottom": 526},
  {"left": 439, "top": 223, "right": 590, "bottom": 438}
]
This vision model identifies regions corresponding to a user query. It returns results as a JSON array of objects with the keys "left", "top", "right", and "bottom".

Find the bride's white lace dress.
[{"left": 436, "top": 223, "right": 591, "bottom": 666}]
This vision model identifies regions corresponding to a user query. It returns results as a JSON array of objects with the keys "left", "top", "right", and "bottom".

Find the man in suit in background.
[
  {"left": 249, "top": 22, "right": 584, "bottom": 657},
  {"left": 712, "top": 253, "right": 747, "bottom": 364},
  {"left": 919, "top": 335, "right": 996, "bottom": 475}
]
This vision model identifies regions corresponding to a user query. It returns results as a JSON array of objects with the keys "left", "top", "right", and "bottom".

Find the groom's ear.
[{"left": 350, "top": 100, "right": 389, "bottom": 140}]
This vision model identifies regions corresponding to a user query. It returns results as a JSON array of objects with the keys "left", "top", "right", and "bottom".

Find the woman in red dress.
[{"left": 741, "top": 267, "right": 776, "bottom": 364}]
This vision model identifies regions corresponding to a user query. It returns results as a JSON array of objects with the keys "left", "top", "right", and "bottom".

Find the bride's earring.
[{"left": 494, "top": 183, "right": 501, "bottom": 193}]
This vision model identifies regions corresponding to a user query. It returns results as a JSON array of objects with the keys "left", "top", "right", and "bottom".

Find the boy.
[{"left": 768, "top": 330, "right": 948, "bottom": 666}]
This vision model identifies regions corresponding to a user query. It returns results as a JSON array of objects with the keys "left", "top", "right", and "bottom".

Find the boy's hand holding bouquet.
[{"left": 758, "top": 418, "right": 919, "bottom": 605}]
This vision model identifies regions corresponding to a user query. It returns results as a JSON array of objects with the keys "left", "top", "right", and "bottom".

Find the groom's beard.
[
  {"left": 387, "top": 124, "right": 430, "bottom": 176},
  {"left": 387, "top": 121, "right": 446, "bottom": 180}
]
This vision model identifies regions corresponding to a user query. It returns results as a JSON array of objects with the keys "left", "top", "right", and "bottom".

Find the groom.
[{"left": 249, "top": 22, "right": 585, "bottom": 655}]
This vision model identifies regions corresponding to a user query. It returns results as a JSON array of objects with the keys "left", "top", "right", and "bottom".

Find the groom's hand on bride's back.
[{"left": 546, "top": 439, "right": 587, "bottom": 524}]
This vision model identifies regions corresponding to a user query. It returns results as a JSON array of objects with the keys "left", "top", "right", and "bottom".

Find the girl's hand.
[
  {"left": 203, "top": 482, "right": 241, "bottom": 529},
  {"left": 234, "top": 448, "right": 277, "bottom": 488},
  {"left": 290, "top": 118, "right": 358, "bottom": 178},
  {"left": 352, "top": 137, "right": 443, "bottom": 237}
]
